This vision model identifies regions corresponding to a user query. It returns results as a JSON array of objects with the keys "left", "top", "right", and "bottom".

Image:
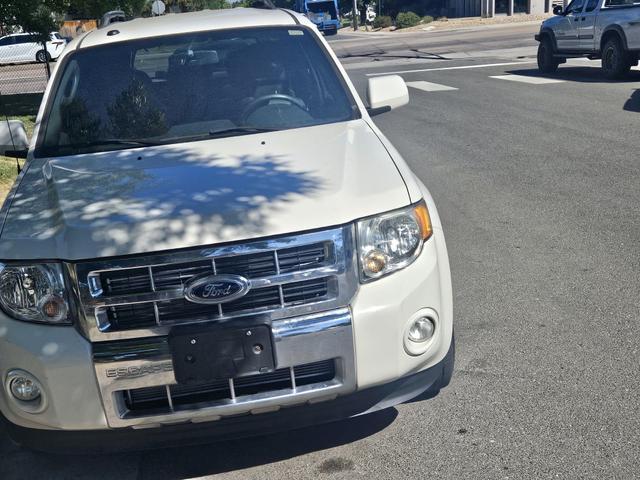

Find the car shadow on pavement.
[
  {"left": 0, "top": 409, "right": 398, "bottom": 479},
  {"left": 136, "top": 409, "right": 398, "bottom": 479},
  {"left": 623, "top": 90, "right": 640, "bottom": 112},
  {"left": 506, "top": 67, "right": 640, "bottom": 83}
]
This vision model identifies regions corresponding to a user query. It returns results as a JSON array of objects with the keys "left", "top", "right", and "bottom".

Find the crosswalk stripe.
[
  {"left": 406, "top": 81, "right": 458, "bottom": 92},
  {"left": 366, "top": 61, "right": 536, "bottom": 76},
  {"left": 489, "top": 74, "right": 565, "bottom": 84}
]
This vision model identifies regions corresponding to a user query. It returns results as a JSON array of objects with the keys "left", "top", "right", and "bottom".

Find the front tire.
[
  {"left": 601, "top": 37, "right": 631, "bottom": 79},
  {"left": 35, "top": 50, "right": 50, "bottom": 63},
  {"left": 537, "top": 37, "right": 560, "bottom": 74}
]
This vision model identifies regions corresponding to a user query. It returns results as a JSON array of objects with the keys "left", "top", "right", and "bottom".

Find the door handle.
[
  {"left": 574, "top": 17, "right": 579, "bottom": 21},
  {"left": 581, "top": 17, "right": 586, "bottom": 21}
]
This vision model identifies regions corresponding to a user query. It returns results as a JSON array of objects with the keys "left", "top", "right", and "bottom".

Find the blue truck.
[{"left": 294, "top": 0, "right": 340, "bottom": 35}]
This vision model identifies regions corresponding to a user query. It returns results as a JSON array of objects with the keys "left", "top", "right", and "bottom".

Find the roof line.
[
  {"left": 75, "top": 28, "right": 97, "bottom": 50},
  {"left": 278, "top": 8, "right": 300, "bottom": 25}
]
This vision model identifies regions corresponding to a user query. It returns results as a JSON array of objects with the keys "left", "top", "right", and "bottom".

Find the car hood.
[{"left": 0, "top": 120, "right": 410, "bottom": 260}]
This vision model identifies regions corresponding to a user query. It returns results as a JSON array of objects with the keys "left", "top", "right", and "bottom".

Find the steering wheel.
[{"left": 240, "top": 94, "right": 307, "bottom": 123}]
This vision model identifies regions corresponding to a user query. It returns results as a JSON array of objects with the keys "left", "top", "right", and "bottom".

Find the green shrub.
[
  {"left": 422, "top": 15, "right": 434, "bottom": 24},
  {"left": 373, "top": 15, "right": 392, "bottom": 29},
  {"left": 395, "top": 11, "right": 421, "bottom": 29}
]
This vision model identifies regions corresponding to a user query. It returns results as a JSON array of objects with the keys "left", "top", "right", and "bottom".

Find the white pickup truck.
[
  {"left": 536, "top": 0, "right": 640, "bottom": 78},
  {"left": 0, "top": 8, "right": 454, "bottom": 452}
]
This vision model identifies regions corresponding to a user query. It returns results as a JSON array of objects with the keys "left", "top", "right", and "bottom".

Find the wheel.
[
  {"left": 537, "top": 37, "right": 560, "bottom": 74},
  {"left": 601, "top": 37, "right": 631, "bottom": 79},
  {"left": 35, "top": 50, "right": 50, "bottom": 63}
]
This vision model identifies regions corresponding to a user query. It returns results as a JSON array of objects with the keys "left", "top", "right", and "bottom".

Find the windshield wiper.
[
  {"left": 208, "top": 127, "right": 279, "bottom": 138},
  {"left": 44, "top": 130, "right": 279, "bottom": 156},
  {"left": 63, "top": 139, "right": 162, "bottom": 148}
]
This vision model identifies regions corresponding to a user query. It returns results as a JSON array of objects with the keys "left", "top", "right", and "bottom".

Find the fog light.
[
  {"left": 9, "top": 374, "right": 41, "bottom": 402},
  {"left": 408, "top": 317, "right": 435, "bottom": 343}
]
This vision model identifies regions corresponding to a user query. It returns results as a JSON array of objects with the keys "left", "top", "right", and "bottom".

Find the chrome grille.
[
  {"left": 73, "top": 227, "right": 356, "bottom": 342},
  {"left": 104, "top": 278, "right": 331, "bottom": 330},
  {"left": 123, "top": 359, "right": 336, "bottom": 415}
]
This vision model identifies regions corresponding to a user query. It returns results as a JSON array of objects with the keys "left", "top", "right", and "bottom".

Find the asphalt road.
[{"left": 1, "top": 24, "right": 639, "bottom": 479}]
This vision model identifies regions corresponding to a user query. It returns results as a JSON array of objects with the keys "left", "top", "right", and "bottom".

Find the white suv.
[
  {"left": 0, "top": 7, "right": 454, "bottom": 452},
  {"left": 0, "top": 32, "right": 66, "bottom": 64}
]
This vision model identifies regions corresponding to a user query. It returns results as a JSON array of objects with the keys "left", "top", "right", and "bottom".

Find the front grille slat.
[
  {"left": 277, "top": 243, "right": 327, "bottom": 273},
  {"left": 215, "top": 251, "right": 277, "bottom": 278},
  {"left": 101, "top": 267, "right": 152, "bottom": 295},
  {"left": 152, "top": 261, "right": 213, "bottom": 291},
  {"left": 123, "top": 359, "right": 335, "bottom": 414},
  {"left": 282, "top": 279, "right": 329, "bottom": 305}
]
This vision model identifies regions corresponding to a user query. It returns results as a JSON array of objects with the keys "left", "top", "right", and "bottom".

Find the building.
[{"left": 449, "top": 0, "right": 555, "bottom": 17}]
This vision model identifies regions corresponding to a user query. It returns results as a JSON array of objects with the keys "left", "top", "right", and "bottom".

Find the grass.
[{"left": 0, "top": 115, "right": 34, "bottom": 202}]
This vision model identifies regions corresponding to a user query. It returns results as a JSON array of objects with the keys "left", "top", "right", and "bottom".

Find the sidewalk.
[{"left": 344, "top": 13, "right": 552, "bottom": 36}]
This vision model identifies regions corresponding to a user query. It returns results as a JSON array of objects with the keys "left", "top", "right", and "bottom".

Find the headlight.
[
  {"left": 357, "top": 200, "right": 433, "bottom": 282},
  {"left": 0, "top": 263, "right": 71, "bottom": 324}
]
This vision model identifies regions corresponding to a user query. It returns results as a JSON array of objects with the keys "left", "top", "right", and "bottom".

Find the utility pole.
[{"left": 352, "top": 0, "right": 358, "bottom": 31}]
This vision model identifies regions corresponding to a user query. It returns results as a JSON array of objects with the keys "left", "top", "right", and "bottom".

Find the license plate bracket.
[{"left": 169, "top": 325, "right": 275, "bottom": 384}]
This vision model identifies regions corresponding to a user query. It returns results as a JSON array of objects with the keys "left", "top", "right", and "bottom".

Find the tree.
[
  {"left": 67, "top": 0, "right": 148, "bottom": 18},
  {"left": 0, "top": 0, "right": 68, "bottom": 40},
  {"left": 159, "top": 0, "right": 232, "bottom": 12}
]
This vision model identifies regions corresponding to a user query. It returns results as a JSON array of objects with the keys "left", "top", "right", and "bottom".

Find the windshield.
[
  {"left": 307, "top": 2, "right": 336, "bottom": 15},
  {"left": 38, "top": 26, "right": 357, "bottom": 157}
]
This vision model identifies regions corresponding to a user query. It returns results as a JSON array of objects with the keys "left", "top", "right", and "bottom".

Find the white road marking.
[
  {"left": 489, "top": 74, "right": 565, "bottom": 84},
  {"left": 365, "top": 61, "right": 536, "bottom": 76},
  {"left": 406, "top": 80, "right": 458, "bottom": 92}
]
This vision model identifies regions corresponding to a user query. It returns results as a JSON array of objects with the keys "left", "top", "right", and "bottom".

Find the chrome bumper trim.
[{"left": 94, "top": 308, "right": 356, "bottom": 428}]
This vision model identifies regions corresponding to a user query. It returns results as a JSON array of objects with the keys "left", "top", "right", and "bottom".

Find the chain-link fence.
[{"left": 0, "top": 32, "right": 64, "bottom": 115}]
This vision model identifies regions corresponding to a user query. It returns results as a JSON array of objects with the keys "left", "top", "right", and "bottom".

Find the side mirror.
[
  {"left": 0, "top": 120, "right": 28, "bottom": 158},
  {"left": 553, "top": 5, "right": 564, "bottom": 15},
  {"left": 366, "top": 75, "right": 409, "bottom": 116}
]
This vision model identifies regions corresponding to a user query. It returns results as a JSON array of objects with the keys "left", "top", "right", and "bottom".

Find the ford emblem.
[{"left": 184, "top": 274, "right": 250, "bottom": 304}]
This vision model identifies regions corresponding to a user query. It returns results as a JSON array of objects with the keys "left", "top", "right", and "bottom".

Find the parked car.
[
  {"left": 0, "top": 7, "right": 454, "bottom": 452},
  {"left": 536, "top": 0, "right": 640, "bottom": 78},
  {"left": 0, "top": 32, "right": 67, "bottom": 64}
]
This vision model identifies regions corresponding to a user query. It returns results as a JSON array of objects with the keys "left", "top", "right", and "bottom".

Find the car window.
[
  {"left": 0, "top": 37, "right": 13, "bottom": 47},
  {"left": 38, "top": 26, "right": 358, "bottom": 157},
  {"left": 566, "top": 0, "right": 586, "bottom": 13},
  {"left": 585, "top": 0, "right": 600, "bottom": 11}
]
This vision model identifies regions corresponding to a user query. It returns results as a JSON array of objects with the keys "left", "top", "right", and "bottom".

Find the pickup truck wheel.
[
  {"left": 601, "top": 38, "right": 631, "bottom": 79},
  {"left": 537, "top": 38, "right": 560, "bottom": 74}
]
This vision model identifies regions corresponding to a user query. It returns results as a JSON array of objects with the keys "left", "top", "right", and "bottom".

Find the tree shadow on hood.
[{"left": 0, "top": 146, "right": 323, "bottom": 259}]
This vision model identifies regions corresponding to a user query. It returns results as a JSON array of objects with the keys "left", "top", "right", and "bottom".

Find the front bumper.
[
  {"left": 2, "top": 338, "right": 454, "bottom": 453},
  {"left": 0, "top": 225, "right": 452, "bottom": 433}
]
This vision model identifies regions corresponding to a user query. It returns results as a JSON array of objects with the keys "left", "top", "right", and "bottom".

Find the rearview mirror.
[
  {"left": 0, "top": 120, "right": 28, "bottom": 157},
  {"left": 366, "top": 75, "right": 409, "bottom": 116},
  {"left": 553, "top": 5, "right": 564, "bottom": 15}
]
